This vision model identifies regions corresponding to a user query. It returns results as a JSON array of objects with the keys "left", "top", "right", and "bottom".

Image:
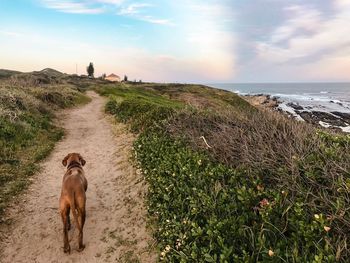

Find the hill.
[
  {"left": 0, "top": 69, "right": 21, "bottom": 79},
  {"left": 96, "top": 81, "right": 349, "bottom": 262},
  {"left": 36, "top": 68, "right": 64, "bottom": 77},
  {"left": 0, "top": 68, "right": 64, "bottom": 79}
]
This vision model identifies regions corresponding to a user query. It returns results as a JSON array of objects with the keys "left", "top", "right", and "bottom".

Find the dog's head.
[{"left": 62, "top": 153, "right": 86, "bottom": 167}]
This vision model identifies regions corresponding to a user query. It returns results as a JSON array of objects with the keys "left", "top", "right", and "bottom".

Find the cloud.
[
  {"left": 269, "top": 5, "right": 322, "bottom": 44},
  {"left": 335, "top": 0, "right": 350, "bottom": 8},
  {"left": 39, "top": 0, "right": 173, "bottom": 25},
  {"left": 245, "top": 1, "right": 350, "bottom": 80},
  {"left": 41, "top": 0, "right": 105, "bottom": 14},
  {"left": 256, "top": 4, "right": 350, "bottom": 63},
  {"left": 137, "top": 16, "right": 173, "bottom": 25},
  {"left": 96, "top": 0, "right": 123, "bottom": 4},
  {"left": 118, "top": 3, "right": 173, "bottom": 25},
  {"left": 118, "top": 3, "right": 152, "bottom": 15}
]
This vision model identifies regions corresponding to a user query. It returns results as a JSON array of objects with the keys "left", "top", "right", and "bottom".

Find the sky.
[{"left": 0, "top": 0, "right": 349, "bottom": 83}]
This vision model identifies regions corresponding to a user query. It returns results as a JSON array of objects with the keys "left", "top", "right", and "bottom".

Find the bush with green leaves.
[{"left": 134, "top": 131, "right": 340, "bottom": 262}]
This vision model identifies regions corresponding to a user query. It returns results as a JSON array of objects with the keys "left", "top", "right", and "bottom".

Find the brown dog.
[{"left": 59, "top": 153, "right": 88, "bottom": 253}]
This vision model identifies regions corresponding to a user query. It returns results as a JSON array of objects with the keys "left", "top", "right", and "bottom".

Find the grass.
[
  {"left": 96, "top": 83, "right": 184, "bottom": 132},
  {"left": 0, "top": 82, "right": 89, "bottom": 219},
  {"left": 97, "top": 81, "right": 350, "bottom": 262}
]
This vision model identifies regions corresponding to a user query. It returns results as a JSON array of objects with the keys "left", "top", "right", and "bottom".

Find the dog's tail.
[{"left": 70, "top": 192, "right": 81, "bottom": 231}]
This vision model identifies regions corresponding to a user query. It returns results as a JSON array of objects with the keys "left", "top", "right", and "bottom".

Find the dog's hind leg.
[
  {"left": 77, "top": 208, "right": 86, "bottom": 251},
  {"left": 60, "top": 204, "right": 71, "bottom": 254},
  {"left": 67, "top": 206, "right": 71, "bottom": 231}
]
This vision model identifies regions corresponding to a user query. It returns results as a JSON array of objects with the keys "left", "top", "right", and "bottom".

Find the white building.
[{"left": 105, "top": 73, "right": 121, "bottom": 82}]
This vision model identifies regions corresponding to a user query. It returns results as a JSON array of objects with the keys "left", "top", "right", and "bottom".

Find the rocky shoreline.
[{"left": 243, "top": 94, "right": 350, "bottom": 133}]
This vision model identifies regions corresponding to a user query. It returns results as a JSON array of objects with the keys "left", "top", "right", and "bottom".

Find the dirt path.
[{"left": 0, "top": 91, "right": 156, "bottom": 263}]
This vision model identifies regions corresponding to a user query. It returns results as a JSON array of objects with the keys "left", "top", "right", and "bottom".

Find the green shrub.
[
  {"left": 100, "top": 84, "right": 184, "bottom": 132},
  {"left": 134, "top": 132, "right": 338, "bottom": 262},
  {"left": 106, "top": 99, "right": 175, "bottom": 132}
]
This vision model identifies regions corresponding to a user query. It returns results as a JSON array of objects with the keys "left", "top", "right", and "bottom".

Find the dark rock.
[
  {"left": 298, "top": 112, "right": 314, "bottom": 123},
  {"left": 287, "top": 102, "right": 304, "bottom": 110},
  {"left": 331, "top": 112, "right": 350, "bottom": 123},
  {"left": 299, "top": 111, "right": 347, "bottom": 127},
  {"left": 330, "top": 101, "right": 344, "bottom": 106}
]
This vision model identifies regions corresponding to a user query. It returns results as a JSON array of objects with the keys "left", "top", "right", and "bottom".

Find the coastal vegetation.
[
  {"left": 97, "top": 82, "right": 350, "bottom": 262},
  {"left": 0, "top": 70, "right": 90, "bottom": 218},
  {"left": 1, "top": 70, "right": 349, "bottom": 261}
]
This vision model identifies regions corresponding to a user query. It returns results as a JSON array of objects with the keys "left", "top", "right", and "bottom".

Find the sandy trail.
[{"left": 0, "top": 91, "right": 156, "bottom": 263}]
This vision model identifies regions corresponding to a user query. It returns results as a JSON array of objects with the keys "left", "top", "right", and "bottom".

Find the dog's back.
[
  {"left": 61, "top": 167, "right": 87, "bottom": 218},
  {"left": 61, "top": 167, "right": 87, "bottom": 200},
  {"left": 59, "top": 153, "right": 87, "bottom": 253}
]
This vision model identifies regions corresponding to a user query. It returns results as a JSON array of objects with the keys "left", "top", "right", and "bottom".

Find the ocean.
[{"left": 209, "top": 82, "right": 350, "bottom": 132}]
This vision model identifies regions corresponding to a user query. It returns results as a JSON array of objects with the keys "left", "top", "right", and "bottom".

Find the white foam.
[
  {"left": 319, "top": 121, "right": 331, "bottom": 128},
  {"left": 340, "top": 126, "right": 350, "bottom": 133},
  {"left": 278, "top": 102, "right": 304, "bottom": 121},
  {"left": 319, "top": 121, "right": 350, "bottom": 133}
]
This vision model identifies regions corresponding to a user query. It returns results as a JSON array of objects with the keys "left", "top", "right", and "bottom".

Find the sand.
[{"left": 0, "top": 91, "right": 156, "bottom": 263}]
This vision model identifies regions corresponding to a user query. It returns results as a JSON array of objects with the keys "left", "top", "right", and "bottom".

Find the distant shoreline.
[{"left": 242, "top": 93, "right": 350, "bottom": 133}]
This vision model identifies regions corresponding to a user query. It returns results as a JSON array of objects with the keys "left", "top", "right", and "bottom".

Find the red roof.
[{"left": 107, "top": 73, "right": 120, "bottom": 78}]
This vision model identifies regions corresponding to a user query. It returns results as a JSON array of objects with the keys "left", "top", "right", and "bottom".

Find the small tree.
[
  {"left": 124, "top": 75, "right": 128, "bottom": 82},
  {"left": 87, "top": 62, "right": 94, "bottom": 78},
  {"left": 101, "top": 73, "right": 106, "bottom": 80}
]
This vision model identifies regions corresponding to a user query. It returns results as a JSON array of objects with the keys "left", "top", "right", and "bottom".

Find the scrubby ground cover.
[
  {"left": 99, "top": 82, "right": 350, "bottom": 262},
  {"left": 0, "top": 82, "right": 89, "bottom": 218}
]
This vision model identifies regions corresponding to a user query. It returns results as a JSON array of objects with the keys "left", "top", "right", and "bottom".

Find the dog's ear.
[
  {"left": 62, "top": 154, "right": 70, "bottom": 167},
  {"left": 79, "top": 155, "right": 86, "bottom": 166}
]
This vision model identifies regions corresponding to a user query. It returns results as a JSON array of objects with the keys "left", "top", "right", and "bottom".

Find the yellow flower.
[
  {"left": 165, "top": 245, "right": 171, "bottom": 251},
  {"left": 324, "top": 226, "right": 331, "bottom": 232},
  {"left": 268, "top": 250, "right": 274, "bottom": 257},
  {"left": 314, "top": 214, "right": 320, "bottom": 219}
]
